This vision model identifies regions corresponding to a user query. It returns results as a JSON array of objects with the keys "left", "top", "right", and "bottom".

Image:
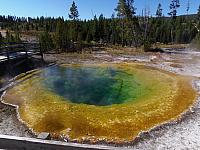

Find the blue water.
[{"left": 41, "top": 65, "right": 138, "bottom": 106}]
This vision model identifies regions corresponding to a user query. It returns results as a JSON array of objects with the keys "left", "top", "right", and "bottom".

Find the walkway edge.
[{"left": 0, "top": 134, "right": 122, "bottom": 150}]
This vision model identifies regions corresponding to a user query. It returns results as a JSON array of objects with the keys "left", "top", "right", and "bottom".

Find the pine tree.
[
  {"left": 69, "top": 1, "right": 79, "bottom": 20},
  {"left": 92, "top": 15, "right": 99, "bottom": 42},
  {"left": 115, "top": 0, "right": 127, "bottom": 19},
  {"left": 14, "top": 32, "right": 21, "bottom": 43},
  {"left": 99, "top": 14, "right": 105, "bottom": 41},
  {"left": 115, "top": 0, "right": 127, "bottom": 46},
  {"left": 115, "top": 0, "right": 139, "bottom": 47},
  {"left": 55, "top": 20, "right": 65, "bottom": 50},
  {"left": 198, "top": 5, "right": 200, "bottom": 19},
  {"left": 126, "top": 0, "right": 136, "bottom": 20},
  {"left": 0, "top": 5, "right": 198, "bottom": 48},
  {"left": 186, "top": 0, "right": 190, "bottom": 15},
  {"left": 156, "top": 3, "right": 163, "bottom": 17},
  {"left": 39, "top": 31, "right": 54, "bottom": 52},
  {"left": 168, "top": 0, "right": 180, "bottom": 19},
  {"left": 197, "top": 5, "right": 200, "bottom": 34},
  {"left": 110, "top": 14, "right": 117, "bottom": 44},
  {"left": 126, "top": 0, "right": 139, "bottom": 47},
  {"left": 68, "top": 1, "right": 79, "bottom": 45},
  {"left": 168, "top": 0, "right": 180, "bottom": 43},
  {"left": 5, "top": 31, "right": 13, "bottom": 43}
]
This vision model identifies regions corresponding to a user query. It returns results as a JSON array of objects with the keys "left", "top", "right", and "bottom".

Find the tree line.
[{"left": 0, "top": 0, "right": 200, "bottom": 51}]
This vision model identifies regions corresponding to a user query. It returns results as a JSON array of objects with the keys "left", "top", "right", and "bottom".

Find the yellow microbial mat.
[{"left": 3, "top": 63, "right": 196, "bottom": 143}]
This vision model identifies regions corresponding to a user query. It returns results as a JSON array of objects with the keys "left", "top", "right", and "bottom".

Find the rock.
[
  {"left": 150, "top": 56, "right": 158, "bottom": 62},
  {"left": 64, "top": 135, "right": 70, "bottom": 142},
  {"left": 37, "top": 132, "right": 51, "bottom": 140},
  {"left": 66, "top": 128, "right": 71, "bottom": 133}
]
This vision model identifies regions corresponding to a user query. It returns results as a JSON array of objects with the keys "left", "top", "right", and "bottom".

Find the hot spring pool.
[
  {"left": 2, "top": 63, "right": 196, "bottom": 143},
  {"left": 41, "top": 65, "right": 150, "bottom": 106}
]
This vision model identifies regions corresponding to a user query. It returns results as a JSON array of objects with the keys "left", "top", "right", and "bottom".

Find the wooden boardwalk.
[
  {"left": 0, "top": 134, "right": 116, "bottom": 150},
  {"left": 0, "top": 42, "right": 43, "bottom": 64}
]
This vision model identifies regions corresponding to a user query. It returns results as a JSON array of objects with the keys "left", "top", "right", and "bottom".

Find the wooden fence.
[{"left": 0, "top": 42, "right": 43, "bottom": 63}]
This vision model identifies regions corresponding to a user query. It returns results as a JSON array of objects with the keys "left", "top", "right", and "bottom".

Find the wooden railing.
[
  {"left": 0, "top": 42, "right": 43, "bottom": 63},
  {"left": 0, "top": 134, "right": 112, "bottom": 150}
]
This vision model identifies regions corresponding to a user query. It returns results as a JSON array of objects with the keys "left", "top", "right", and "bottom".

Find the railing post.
[
  {"left": 6, "top": 46, "right": 10, "bottom": 63},
  {"left": 39, "top": 43, "right": 44, "bottom": 61},
  {"left": 5, "top": 45, "right": 12, "bottom": 75},
  {"left": 24, "top": 43, "right": 28, "bottom": 59}
]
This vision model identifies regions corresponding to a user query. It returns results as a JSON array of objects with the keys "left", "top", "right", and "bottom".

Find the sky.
[{"left": 0, "top": 0, "right": 199, "bottom": 19}]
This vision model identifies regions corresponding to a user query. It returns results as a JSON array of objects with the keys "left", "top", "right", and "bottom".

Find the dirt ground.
[
  {"left": 0, "top": 99, "right": 34, "bottom": 138},
  {"left": 0, "top": 58, "right": 46, "bottom": 138}
]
